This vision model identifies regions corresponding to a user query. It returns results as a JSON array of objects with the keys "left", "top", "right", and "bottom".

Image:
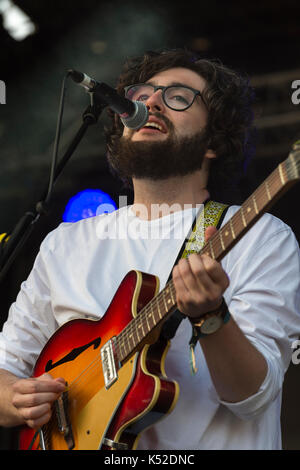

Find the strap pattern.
[{"left": 182, "top": 201, "right": 229, "bottom": 258}]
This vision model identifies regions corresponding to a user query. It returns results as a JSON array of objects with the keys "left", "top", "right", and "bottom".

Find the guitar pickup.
[{"left": 100, "top": 338, "right": 118, "bottom": 389}]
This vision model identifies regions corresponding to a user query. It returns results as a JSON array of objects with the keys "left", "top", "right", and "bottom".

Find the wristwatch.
[{"left": 189, "top": 298, "right": 231, "bottom": 339}]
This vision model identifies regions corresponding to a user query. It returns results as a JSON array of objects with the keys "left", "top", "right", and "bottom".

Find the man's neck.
[{"left": 131, "top": 171, "right": 210, "bottom": 220}]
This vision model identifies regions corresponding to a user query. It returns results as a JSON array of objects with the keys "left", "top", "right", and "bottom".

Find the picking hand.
[{"left": 12, "top": 372, "right": 66, "bottom": 429}]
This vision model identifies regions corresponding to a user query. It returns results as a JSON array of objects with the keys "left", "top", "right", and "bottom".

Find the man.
[{"left": 0, "top": 48, "right": 299, "bottom": 450}]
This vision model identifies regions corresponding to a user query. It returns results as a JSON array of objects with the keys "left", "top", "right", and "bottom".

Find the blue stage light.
[{"left": 63, "top": 189, "right": 117, "bottom": 222}]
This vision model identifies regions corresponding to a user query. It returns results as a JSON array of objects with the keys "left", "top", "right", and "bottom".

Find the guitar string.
[{"left": 43, "top": 158, "right": 300, "bottom": 439}]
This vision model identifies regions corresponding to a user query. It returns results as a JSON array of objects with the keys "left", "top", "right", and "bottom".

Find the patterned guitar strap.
[{"left": 159, "top": 200, "right": 229, "bottom": 370}]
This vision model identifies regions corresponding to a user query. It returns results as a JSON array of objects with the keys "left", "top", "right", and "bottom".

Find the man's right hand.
[{"left": 12, "top": 373, "right": 66, "bottom": 429}]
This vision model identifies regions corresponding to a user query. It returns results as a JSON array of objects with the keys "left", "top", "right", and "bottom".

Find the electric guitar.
[{"left": 19, "top": 142, "right": 300, "bottom": 450}]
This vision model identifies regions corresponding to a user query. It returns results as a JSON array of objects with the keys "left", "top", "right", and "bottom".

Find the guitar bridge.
[
  {"left": 100, "top": 338, "right": 118, "bottom": 389},
  {"left": 54, "top": 386, "right": 75, "bottom": 450}
]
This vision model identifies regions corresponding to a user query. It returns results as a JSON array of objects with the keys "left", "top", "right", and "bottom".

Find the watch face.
[{"left": 200, "top": 315, "right": 223, "bottom": 335}]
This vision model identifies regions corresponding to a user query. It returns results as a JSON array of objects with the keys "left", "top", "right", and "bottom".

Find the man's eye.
[
  {"left": 170, "top": 95, "right": 189, "bottom": 104},
  {"left": 136, "top": 94, "right": 150, "bottom": 101}
]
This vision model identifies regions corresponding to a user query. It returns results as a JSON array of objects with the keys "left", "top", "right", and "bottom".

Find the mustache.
[
  {"left": 125, "top": 111, "right": 174, "bottom": 138},
  {"left": 148, "top": 112, "right": 174, "bottom": 131}
]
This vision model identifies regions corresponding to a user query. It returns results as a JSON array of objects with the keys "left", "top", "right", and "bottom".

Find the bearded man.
[{"left": 0, "top": 49, "right": 299, "bottom": 450}]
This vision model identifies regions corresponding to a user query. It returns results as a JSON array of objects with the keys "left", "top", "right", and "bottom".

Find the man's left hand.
[{"left": 172, "top": 226, "right": 230, "bottom": 320}]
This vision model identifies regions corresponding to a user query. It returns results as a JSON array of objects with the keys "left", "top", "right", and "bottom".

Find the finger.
[
  {"left": 12, "top": 390, "right": 62, "bottom": 409},
  {"left": 176, "top": 258, "right": 199, "bottom": 292},
  {"left": 13, "top": 377, "right": 65, "bottom": 395},
  {"left": 201, "top": 254, "right": 230, "bottom": 290},
  {"left": 39, "top": 373, "right": 66, "bottom": 386},
  {"left": 172, "top": 265, "right": 191, "bottom": 311},
  {"left": 205, "top": 225, "right": 218, "bottom": 243},
  {"left": 22, "top": 403, "right": 53, "bottom": 429},
  {"left": 187, "top": 253, "right": 216, "bottom": 292},
  {"left": 21, "top": 402, "right": 52, "bottom": 421}
]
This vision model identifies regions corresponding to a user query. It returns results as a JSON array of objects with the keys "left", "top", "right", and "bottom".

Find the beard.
[{"left": 106, "top": 113, "right": 211, "bottom": 182}]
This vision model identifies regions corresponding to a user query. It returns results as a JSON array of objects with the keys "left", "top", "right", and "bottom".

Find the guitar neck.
[{"left": 115, "top": 147, "right": 300, "bottom": 364}]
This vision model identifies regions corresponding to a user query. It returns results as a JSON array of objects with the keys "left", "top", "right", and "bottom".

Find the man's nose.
[{"left": 145, "top": 90, "right": 165, "bottom": 112}]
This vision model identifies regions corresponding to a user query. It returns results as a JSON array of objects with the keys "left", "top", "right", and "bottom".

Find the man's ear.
[{"left": 204, "top": 149, "right": 217, "bottom": 159}]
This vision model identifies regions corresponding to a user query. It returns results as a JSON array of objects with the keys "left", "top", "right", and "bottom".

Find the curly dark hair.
[{"left": 105, "top": 48, "right": 256, "bottom": 203}]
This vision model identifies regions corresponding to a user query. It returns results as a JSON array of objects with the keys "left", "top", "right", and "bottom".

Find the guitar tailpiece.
[{"left": 102, "top": 437, "right": 128, "bottom": 450}]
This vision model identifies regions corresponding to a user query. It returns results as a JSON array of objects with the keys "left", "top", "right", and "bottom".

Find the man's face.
[
  {"left": 107, "top": 67, "right": 213, "bottom": 181},
  {"left": 123, "top": 67, "right": 208, "bottom": 142}
]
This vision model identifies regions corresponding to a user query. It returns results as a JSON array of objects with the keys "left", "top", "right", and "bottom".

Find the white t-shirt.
[{"left": 1, "top": 205, "right": 300, "bottom": 450}]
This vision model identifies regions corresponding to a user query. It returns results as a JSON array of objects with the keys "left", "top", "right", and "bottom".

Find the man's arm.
[
  {"left": 0, "top": 368, "right": 65, "bottom": 428},
  {"left": 173, "top": 252, "right": 268, "bottom": 403},
  {"left": 198, "top": 316, "right": 268, "bottom": 402},
  {"left": 172, "top": 225, "right": 268, "bottom": 403}
]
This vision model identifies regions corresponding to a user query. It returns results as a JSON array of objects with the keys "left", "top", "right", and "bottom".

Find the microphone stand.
[{"left": 0, "top": 93, "right": 107, "bottom": 283}]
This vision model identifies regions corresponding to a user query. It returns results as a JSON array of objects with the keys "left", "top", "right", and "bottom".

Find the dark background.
[{"left": 0, "top": 0, "right": 300, "bottom": 450}]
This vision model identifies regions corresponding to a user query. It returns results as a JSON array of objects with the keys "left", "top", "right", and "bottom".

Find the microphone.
[{"left": 68, "top": 69, "right": 148, "bottom": 129}]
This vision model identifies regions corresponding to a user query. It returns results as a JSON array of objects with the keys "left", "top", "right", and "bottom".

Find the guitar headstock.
[{"left": 285, "top": 140, "right": 300, "bottom": 181}]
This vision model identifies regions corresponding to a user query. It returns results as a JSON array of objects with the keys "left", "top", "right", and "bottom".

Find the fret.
[
  {"left": 240, "top": 206, "right": 247, "bottom": 227},
  {"left": 156, "top": 295, "right": 162, "bottom": 319},
  {"left": 150, "top": 303, "right": 158, "bottom": 327},
  {"left": 135, "top": 323, "right": 141, "bottom": 342},
  {"left": 265, "top": 180, "right": 272, "bottom": 201},
  {"left": 169, "top": 285, "right": 175, "bottom": 304},
  {"left": 128, "top": 332, "right": 135, "bottom": 349},
  {"left": 252, "top": 194, "right": 258, "bottom": 214},
  {"left": 278, "top": 163, "right": 286, "bottom": 185},
  {"left": 229, "top": 218, "right": 236, "bottom": 239},
  {"left": 169, "top": 282, "right": 176, "bottom": 304},
  {"left": 147, "top": 310, "right": 155, "bottom": 330},
  {"left": 209, "top": 240, "right": 215, "bottom": 259},
  {"left": 133, "top": 320, "right": 140, "bottom": 347},
  {"left": 290, "top": 153, "right": 298, "bottom": 179},
  {"left": 120, "top": 339, "right": 127, "bottom": 358},
  {"left": 165, "top": 287, "right": 172, "bottom": 309},
  {"left": 162, "top": 293, "right": 168, "bottom": 313},
  {"left": 137, "top": 322, "right": 144, "bottom": 337},
  {"left": 145, "top": 312, "right": 151, "bottom": 331},
  {"left": 219, "top": 229, "right": 226, "bottom": 250}
]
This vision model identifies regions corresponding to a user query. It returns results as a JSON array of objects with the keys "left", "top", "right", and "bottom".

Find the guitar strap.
[{"left": 159, "top": 200, "right": 229, "bottom": 341}]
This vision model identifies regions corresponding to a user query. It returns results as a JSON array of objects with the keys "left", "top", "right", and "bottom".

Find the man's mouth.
[{"left": 138, "top": 118, "right": 168, "bottom": 134}]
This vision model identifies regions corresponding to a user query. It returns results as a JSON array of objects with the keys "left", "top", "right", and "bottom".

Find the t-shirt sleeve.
[
  {"left": 0, "top": 236, "right": 58, "bottom": 378},
  {"left": 220, "top": 214, "right": 300, "bottom": 419}
]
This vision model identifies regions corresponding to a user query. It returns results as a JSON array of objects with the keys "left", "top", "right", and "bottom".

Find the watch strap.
[{"left": 188, "top": 298, "right": 231, "bottom": 375}]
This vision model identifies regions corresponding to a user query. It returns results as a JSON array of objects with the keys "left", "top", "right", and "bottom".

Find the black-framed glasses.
[{"left": 124, "top": 83, "right": 203, "bottom": 111}]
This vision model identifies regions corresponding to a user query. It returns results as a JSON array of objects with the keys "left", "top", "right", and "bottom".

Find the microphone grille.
[{"left": 120, "top": 101, "right": 148, "bottom": 130}]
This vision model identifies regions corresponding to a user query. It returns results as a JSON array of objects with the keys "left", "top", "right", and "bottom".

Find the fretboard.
[{"left": 115, "top": 146, "right": 300, "bottom": 364}]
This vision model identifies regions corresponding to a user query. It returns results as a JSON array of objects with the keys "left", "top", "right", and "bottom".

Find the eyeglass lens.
[{"left": 125, "top": 85, "right": 196, "bottom": 110}]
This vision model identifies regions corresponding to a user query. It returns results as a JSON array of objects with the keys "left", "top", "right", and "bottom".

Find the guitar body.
[{"left": 19, "top": 270, "right": 179, "bottom": 450}]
